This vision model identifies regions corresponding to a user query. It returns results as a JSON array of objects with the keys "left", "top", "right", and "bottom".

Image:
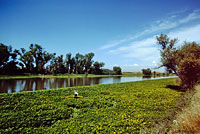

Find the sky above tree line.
[{"left": 1, "top": 0, "right": 200, "bottom": 72}]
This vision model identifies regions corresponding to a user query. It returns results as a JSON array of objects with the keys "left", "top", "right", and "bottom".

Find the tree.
[
  {"left": 142, "top": 68, "right": 152, "bottom": 76},
  {"left": 0, "top": 43, "right": 18, "bottom": 74},
  {"left": 156, "top": 34, "right": 178, "bottom": 74},
  {"left": 50, "top": 55, "right": 65, "bottom": 74},
  {"left": 156, "top": 34, "right": 200, "bottom": 88},
  {"left": 102, "top": 69, "right": 115, "bottom": 75},
  {"left": 29, "top": 44, "right": 55, "bottom": 73},
  {"left": 93, "top": 61, "right": 105, "bottom": 74},
  {"left": 65, "top": 53, "right": 72, "bottom": 73},
  {"left": 176, "top": 42, "right": 200, "bottom": 88},
  {"left": 65, "top": 53, "right": 75, "bottom": 74},
  {"left": 74, "top": 53, "right": 85, "bottom": 74},
  {"left": 0, "top": 43, "right": 10, "bottom": 68},
  {"left": 17, "top": 48, "right": 34, "bottom": 73},
  {"left": 113, "top": 66, "right": 122, "bottom": 75},
  {"left": 84, "top": 52, "right": 94, "bottom": 74}
]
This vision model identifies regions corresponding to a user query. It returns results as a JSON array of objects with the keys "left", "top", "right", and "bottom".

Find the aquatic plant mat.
[{"left": 0, "top": 78, "right": 182, "bottom": 133}]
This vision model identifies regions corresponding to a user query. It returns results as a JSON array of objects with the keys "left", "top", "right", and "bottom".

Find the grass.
[
  {"left": 171, "top": 85, "right": 200, "bottom": 133},
  {"left": 0, "top": 78, "right": 182, "bottom": 133}
]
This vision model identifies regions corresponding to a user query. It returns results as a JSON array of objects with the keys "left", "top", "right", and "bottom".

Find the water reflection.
[{"left": 0, "top": 76, "right": 176, "bottom": 93}]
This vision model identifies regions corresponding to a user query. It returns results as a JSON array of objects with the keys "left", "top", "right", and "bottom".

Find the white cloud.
[
  {"left": 124, "top": 64, "right": 139, "bottom": 67},
  {"left": 113, "top": 64, "right": 119, "bottom": 67},
  {"left": 108, "top": 23, "right": 200, "bottom": 70},
  {"left": 169, "top": 24, "right": 200, "bottom": 43},
  {"left": 100, "top": 9, "right": 200, "bottom": 72},
  {"left": 100, "top": 9, "right": 200, "bottom": 50},
  {"left": 179, "top": 9, "right": 200, "bottom": 24}
]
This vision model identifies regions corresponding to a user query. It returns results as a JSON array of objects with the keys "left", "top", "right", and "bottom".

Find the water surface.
[{"left": 0, "top": 76, "right": 176, "bottom": 93}]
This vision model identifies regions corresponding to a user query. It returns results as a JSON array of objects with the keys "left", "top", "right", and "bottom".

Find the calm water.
[{"left": 0, "top": 76, "right": 176, "bottom": 93}]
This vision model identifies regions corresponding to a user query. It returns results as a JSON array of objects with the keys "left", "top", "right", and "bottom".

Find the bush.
[
  {"left": 177, "top": 42, "right": 200, "bottom": 88},
  {"left": 113, "top": 66, "right": 122, "bottom": 75},
  {"left": 142, "top": 68, "right": 152, "bottom": 76}
]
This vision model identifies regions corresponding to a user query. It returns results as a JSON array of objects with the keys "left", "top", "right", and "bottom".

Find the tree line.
[{"left": 0, "top": 43, "right": 122, "bottom": 75}]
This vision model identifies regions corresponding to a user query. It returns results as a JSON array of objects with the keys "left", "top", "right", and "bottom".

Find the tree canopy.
[
  {"left": 156, "top": 34, "right": 200, "bottom": 88},
  {"left": 0, "top": 43, "right": 122, "bottom": 76}
]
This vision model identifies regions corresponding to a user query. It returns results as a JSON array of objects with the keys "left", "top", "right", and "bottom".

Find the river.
[{"left": 0, "top": 76, "right": 176, "bottom": 93}]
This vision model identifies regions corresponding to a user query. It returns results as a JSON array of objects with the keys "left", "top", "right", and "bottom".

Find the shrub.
[
  {"left": 142, "top": 68, "right": 152, "bottom": 76},
  {"left": 113, "top": 66, "right": 122, "bottom": 75}
]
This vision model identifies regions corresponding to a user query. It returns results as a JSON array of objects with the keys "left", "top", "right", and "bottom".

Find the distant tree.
[
  {"left": 113, "top": 66, "right": 122, "bottom": 75},
  {"left": 142, "top": 68, "right": 152, "bottom": 76},
  {"left": 70, "top": 57, "right": 75, "bottom": 74},
  {"left": 156, "top": 34, "right": 200, "bottom": 88},
  {"left": 0, "top": 43, "right": 10, "bottom": 68},
  {"left": 153, "top": 71, "right": 156, "bottom": 76},
  {"left": 29, "top": 44, "right": 55, "bottom": 74},
  {"left": 17, "top": 48, "right": 34, "bottom": 73},
  {"left": 65, "top": 53, "right": 76, "bottom": 74},
  {"left": 50, "top": 55, "right": 65, "bottom": 74},
  {"left": 0, "top": 43, "right": 18, "bottom": 74},
  {"left": 102, "top": 69, "right": 115, "bottom": 75},
  {"left": 92, "top": 61, "right": 105, "bottom": 74},
  {"left": 65, "top": 53, "right": 72, "bottom": 73},
  {"left": 74, "top": 53, "right": 85, "bottom": 74},
  {"left": 84, "top": 52, "right": 94, "bottom": 74}
]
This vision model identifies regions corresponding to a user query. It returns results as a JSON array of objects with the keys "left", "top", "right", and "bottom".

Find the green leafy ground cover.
[{"left": 0, "top": 78, "right": 182, "bottom": 133}]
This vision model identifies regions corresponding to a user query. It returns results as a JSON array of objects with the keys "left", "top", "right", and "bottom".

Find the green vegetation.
[
  {"left": 156, "top": 34, "right": 200, "bottom": 88},
  {"left": 142, "top": 68, "right": 152, "bottom": 76},
  {"left": 171, "top": 85, "right": 200, "bottom": 133},
  {"left": 0, "top": 78, "right": 182, "bottom": 133},
  {"left": 0, "top": 43, "right": 123, "bottom": 76}
]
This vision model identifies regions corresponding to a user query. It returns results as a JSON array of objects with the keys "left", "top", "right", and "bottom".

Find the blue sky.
[{"left": 1, "top": 0, "right": 200, "bottom": 72}]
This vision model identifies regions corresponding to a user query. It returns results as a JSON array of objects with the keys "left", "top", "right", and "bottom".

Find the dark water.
[{"left": 0, "top": 76, "right": 176, "bottom": 93}]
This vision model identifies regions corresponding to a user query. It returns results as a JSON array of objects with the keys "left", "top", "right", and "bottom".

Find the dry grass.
[
  {"left": 172, "top": 85, "right": 200, "bottom": 134},
  {"left": 140, "top": 82, "right": 200, "bottom": 134}
]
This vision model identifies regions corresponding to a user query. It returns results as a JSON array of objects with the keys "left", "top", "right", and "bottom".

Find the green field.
[{"left": 0, "top": 78, "right": 182, "bottom": 133}]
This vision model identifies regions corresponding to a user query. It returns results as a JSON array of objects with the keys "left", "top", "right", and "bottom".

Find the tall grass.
[
  {"left": 140, "top": 82, "right": 200, "bottom": 134},
  {"left": 172, "top": 85, "right": 200, "bottom": 133}
]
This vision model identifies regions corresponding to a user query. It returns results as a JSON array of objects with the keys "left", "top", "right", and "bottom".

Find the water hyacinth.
[{"left": 0, "top": 78, "right": 182, "bottom": 133}]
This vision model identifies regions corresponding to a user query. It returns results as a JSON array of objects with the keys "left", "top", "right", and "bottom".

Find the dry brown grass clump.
[{"left": 172, "top": 85, "right": 200, "bottom": 134}]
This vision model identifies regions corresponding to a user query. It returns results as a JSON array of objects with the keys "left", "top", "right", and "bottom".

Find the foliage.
[
  {"left": 172, "top": 85, "right": 200, "bottom": 133},
  {"left": 156, "top": 34, "right": 200, "bottom": 88},
  {"left": 1, "top": 43, "right": 120, "bottom": 75},
  {"left": 0, "top": 43, "right": 18, "bottom": 74},
  {"left": 142, "top": 68, "right": 152, "bottom": 76},
  {"left": 113, "top": 66, "right": 122, "bottom": 75},
  {"left": 0, "top": 43, "right": 11, "bottom": 67},
  {"left": 102, "top": 69, "right": 116, "bottom": 75},
  {"left": 176, "top": 42, "right": 200, "bottom": 88},
  {"left": 0, "top": 79, "right": 182, "bottom": 133},
  {"left": 91, "top": 61, "right": 105, "bottom": 74}
]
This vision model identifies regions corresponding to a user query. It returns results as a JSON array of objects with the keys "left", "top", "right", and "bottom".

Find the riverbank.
[
  {"left": 0, "top": 74, "right": 124, "bottom": 79},
  {"left": 0, "top": 72, "right": 174, "bottom": 79},
  {"left": 0, "top": 78, "right": 183, "bottom": 133}
]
